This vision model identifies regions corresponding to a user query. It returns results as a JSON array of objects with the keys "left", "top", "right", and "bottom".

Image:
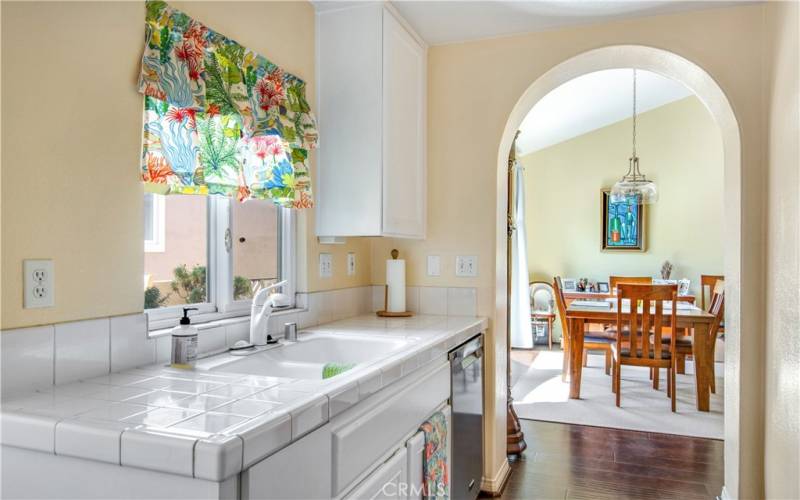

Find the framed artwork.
[
  {"left": 562, "top": 278, "right": 577, "bottom": 292},
  {"left": 597, "top": 282, "right": 610, "bottom": 293},
  {"left": 602, "top": 189, "right": 645, "bottom": 251}
]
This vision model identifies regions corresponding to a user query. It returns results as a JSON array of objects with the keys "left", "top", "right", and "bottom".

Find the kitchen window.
[
  {"left": 144, "top": 193, "right": 294, "bottom": 329},
  {"left": 143, "top": 193, "right": 166, "bottom": 253}
]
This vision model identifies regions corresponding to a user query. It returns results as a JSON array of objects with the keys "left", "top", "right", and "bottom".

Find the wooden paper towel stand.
[
  {"left": 376, "top": 249, "right": 413, "bottom": 317},
  {"left": 376, "top": 284, "right": 413, "bottom": 317}
]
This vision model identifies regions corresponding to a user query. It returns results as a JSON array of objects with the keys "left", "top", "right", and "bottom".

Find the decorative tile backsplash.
[
  {"left": 372, "top": 285, "right": 477, "bottom": 317},
  {"left": 1, "top": 285, "right": 477, "bottom": 396}
]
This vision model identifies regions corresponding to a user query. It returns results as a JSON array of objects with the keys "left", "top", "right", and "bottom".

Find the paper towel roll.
[{"left": 386, "top": 259, "right": 406, "bottom": 313}]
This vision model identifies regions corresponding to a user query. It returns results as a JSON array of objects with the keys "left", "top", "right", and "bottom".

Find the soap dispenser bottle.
[{"left": 171, "top": 307, "right": 198, "bottom": 369}]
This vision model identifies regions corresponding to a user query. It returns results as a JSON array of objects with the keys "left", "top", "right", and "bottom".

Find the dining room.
[{"left": 507, "top": 68, "right": 727, "bottom": 442}]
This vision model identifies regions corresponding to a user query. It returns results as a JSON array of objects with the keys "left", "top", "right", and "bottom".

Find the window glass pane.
[
  {"left": 231, "top": 200, "right": 280, "bottom": 300},
  {"left": 143, "top": 194, "right": 155, "bottom": 242},
  {"left": 144, "top": 195, "right": 208, "bottom": 309}
]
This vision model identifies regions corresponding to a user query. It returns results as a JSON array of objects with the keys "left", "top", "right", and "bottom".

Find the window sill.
[{"left": 147, "top": 307, "right": 306, "bottom": 338}]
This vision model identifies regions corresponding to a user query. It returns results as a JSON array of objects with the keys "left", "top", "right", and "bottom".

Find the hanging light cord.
[{"left": 632, "top": 68, "right": 637, "bottom": 159}]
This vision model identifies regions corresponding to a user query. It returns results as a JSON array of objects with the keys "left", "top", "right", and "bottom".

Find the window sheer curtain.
[{"left": 510, "top": 155, "right": 533, "bottom": 349}]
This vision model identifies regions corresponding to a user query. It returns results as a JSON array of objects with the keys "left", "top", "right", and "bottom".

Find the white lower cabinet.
[
  {"left": 242, "top": 424, "right": 332, "bottom": 500},
  {"left": 344, "top": 447, "right": 408, "bottom": 500},
  {"left": 331, "top": 363, "right": 449, "bottom": 495},
  {"left": 405, "top": 432, "right": 425, "bottom": 500}
]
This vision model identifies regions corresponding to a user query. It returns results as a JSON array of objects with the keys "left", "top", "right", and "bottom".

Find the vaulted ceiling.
[{"left": 517, "top": 69, "right": 693, "bottom": 155}]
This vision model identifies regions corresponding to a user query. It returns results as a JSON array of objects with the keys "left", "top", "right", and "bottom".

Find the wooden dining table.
[{"left": 564, "top": 300, "right": 717, "bottom": 411}]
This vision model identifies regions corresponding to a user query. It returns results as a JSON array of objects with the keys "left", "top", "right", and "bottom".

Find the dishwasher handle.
[
  {"left": 459, "top": 347, "right": 483, "bottom": 369},
  {"left": 448, "top": 335, "right": 483, "bottom": 362}
]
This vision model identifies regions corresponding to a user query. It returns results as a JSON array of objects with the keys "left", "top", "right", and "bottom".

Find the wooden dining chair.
[
  {"left": 609, "top": 276, "right": 652, "bottom": 294},
  {"left": 700, "top": 274, "right": 724, "bottom": 311},
  {"left": 611, "top": 283, "right": 679, "bottom": 412},
  {"left": 553, "top": 276, "right": 613, "bottom": 376},
  {"left": 656, "top": 291, "right": 725, "bottom": 395}
]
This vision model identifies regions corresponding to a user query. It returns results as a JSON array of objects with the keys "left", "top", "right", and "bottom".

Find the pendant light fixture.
[{"left": 610, "top": 69, "right": 658, "bottom": 204}]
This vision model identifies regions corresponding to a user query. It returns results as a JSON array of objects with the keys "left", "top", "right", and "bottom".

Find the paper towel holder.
[{"left": 377, "top": 249, "right": 413, "bottom": 317}]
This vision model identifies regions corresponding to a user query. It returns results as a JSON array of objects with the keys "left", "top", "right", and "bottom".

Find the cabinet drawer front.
[{"left": 332, "top": 363, "right": 449, "bottom": 495}]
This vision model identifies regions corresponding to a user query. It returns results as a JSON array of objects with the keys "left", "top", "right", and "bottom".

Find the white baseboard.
[{"left": 480, "top": 458, "right": 511, "bottom": 495}]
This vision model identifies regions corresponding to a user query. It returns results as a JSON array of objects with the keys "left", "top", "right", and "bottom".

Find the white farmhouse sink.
[{"left": 198, "top": 332, "right": 413, "bottom": 379}]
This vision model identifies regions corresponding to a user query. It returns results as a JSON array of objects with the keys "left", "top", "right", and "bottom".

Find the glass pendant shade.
[{"left": 610, "top": 156, "right": 659, "bottom": 204}]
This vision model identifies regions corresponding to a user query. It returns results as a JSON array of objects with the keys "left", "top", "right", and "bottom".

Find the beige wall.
[
  {"left": 764, "top": 2, "right": 800, "bottom": 499},
  {"left": 0, "top": 1, "right": 373, "bottom": 330},
  {"left": 522, "top": 96, "right": 724, "bottom": 339},
  {"left": 372, "top": 4, "right": 769, "bottom": 495}
]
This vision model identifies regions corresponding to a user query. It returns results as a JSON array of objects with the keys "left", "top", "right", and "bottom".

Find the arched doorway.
[{"left": 494, "top": 45, "right": 744, "bottom": 496}]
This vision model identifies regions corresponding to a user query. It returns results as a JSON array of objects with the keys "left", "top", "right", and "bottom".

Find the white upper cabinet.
[{"left": 316, "top": 3, "right": 427, "bottom": 239}]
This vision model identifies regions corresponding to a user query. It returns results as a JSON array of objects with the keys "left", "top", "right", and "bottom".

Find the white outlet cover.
[
  {"left": 24, "top": 259, "right": 55, "bottom": 308},
  {"left": 319, "top": 253, "right": 333, "bottom": 278},
  {"left": 427, "top": 255, "right": 441, "bottom": 277},
  {"left": 347, "top": 253, "right": 356, "bottom": 276},
  {"left": 455, "top": 255, "right": 478, "bottom": 277}
]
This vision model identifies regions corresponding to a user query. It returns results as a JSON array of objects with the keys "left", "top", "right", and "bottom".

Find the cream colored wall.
[
  {"left": 373, "top": 5, "right": 768, "bottom": 495},
  {"left": 764, "top": 2, "right": 800, "bottom": 499},
  {"left": 521, "top": 96, "right": 724, "bottom": 339},
  {"left": 0, "top": 1, "right": 372, "bottom": 330}
]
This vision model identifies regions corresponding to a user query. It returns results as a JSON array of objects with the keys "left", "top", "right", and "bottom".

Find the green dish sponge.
[{"left": 322, "top": 362, "right": 356, "bottom": 379}]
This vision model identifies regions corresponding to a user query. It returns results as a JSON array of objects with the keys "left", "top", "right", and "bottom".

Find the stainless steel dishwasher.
[{"left": 449, "top": 334, "right": 484, "bottom": 500}]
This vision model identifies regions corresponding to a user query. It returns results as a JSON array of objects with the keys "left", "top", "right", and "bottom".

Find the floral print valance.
[{"left": 138, "top": 0, "right": 317, "bottom": 207}]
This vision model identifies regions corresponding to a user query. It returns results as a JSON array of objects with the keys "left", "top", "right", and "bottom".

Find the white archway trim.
[{"left": 495, "top": 44, "right": 742, "bottom": 496}]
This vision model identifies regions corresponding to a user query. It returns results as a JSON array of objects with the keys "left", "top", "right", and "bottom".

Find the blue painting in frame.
[{"left": 602, "top": 189, "right": 645, "bottom": 251}]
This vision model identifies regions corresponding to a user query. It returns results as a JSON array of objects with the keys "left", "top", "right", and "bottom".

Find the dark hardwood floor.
[{"left": 494, "top": 420, "right": 723, "bottom": 500}]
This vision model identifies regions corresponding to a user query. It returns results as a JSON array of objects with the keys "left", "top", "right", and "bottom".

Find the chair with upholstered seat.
[
  {"left": 554, "top": 276, "right": 613, "bottom": 376},
  {"left": 530, "top": 281, "right": 556, "bottom": 348},
  {"left": 611, "top": 283, "right": 679, "bottom": 411}
]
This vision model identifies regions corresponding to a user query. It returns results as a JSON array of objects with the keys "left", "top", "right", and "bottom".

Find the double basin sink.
[{"left": 196, "top": 331, "right": 415, "bottom": 380}]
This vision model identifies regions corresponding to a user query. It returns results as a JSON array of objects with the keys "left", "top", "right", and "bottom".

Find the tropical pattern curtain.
[{"left": 138, "top": 0, "right": 317, "bottom": 207}]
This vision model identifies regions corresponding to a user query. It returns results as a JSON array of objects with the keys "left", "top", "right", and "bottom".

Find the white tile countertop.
[{"left": 0, "top": 314, "right": 486, "bottom": 482}]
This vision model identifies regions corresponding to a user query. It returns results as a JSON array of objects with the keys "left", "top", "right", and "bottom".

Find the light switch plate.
[
  {"left": 427, "top": 255, "right": 441, "bottom": 277},
  {"left": 455, "top": 255, "right": 478, "bottom": 277},
  {"left": 319, "top": 253, "right": 333, "bottom": 278},
  {"left": 24, "top": 259, "right": 55, "bottom": 308},
  {"left": 347, "top": 253, "right": 356, "bottom": 276}
]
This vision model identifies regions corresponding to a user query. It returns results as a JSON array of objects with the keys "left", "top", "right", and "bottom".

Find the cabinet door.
[
  {"left": 345, "top": 447, "right": 408, "bottom": 500},
  {"left": 242, "top": 425, "right": 332, "bottom": 499},
  {"left": 381, "top": 9, "right": 426, "bottom": 239},
  {"left": 317, "top": 4, "right": 383, "bottom": 237},
  {"left": 405, "top": 431, "right": 425, "bottom": 500}
]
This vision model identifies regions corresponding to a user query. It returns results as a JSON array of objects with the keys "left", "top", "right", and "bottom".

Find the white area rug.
[{"left": 511, "top": 350, "right": 724, "bottom": 439}]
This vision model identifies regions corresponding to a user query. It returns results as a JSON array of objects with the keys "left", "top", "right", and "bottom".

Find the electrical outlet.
[
  {"left": 347, "top": 253, "right": 356, "bottom": 276},
  {"left": 455, "top": 255, "right": 478, "bottom": 277},
  {"left": 319, "top": 253, "right": 333, "bottom": 278},
  {"left": 427, "top": 255, "right": 441, "bottom": 277},
  {"left": 24, "top": 259, "right": 54, "bottom": 308}
]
